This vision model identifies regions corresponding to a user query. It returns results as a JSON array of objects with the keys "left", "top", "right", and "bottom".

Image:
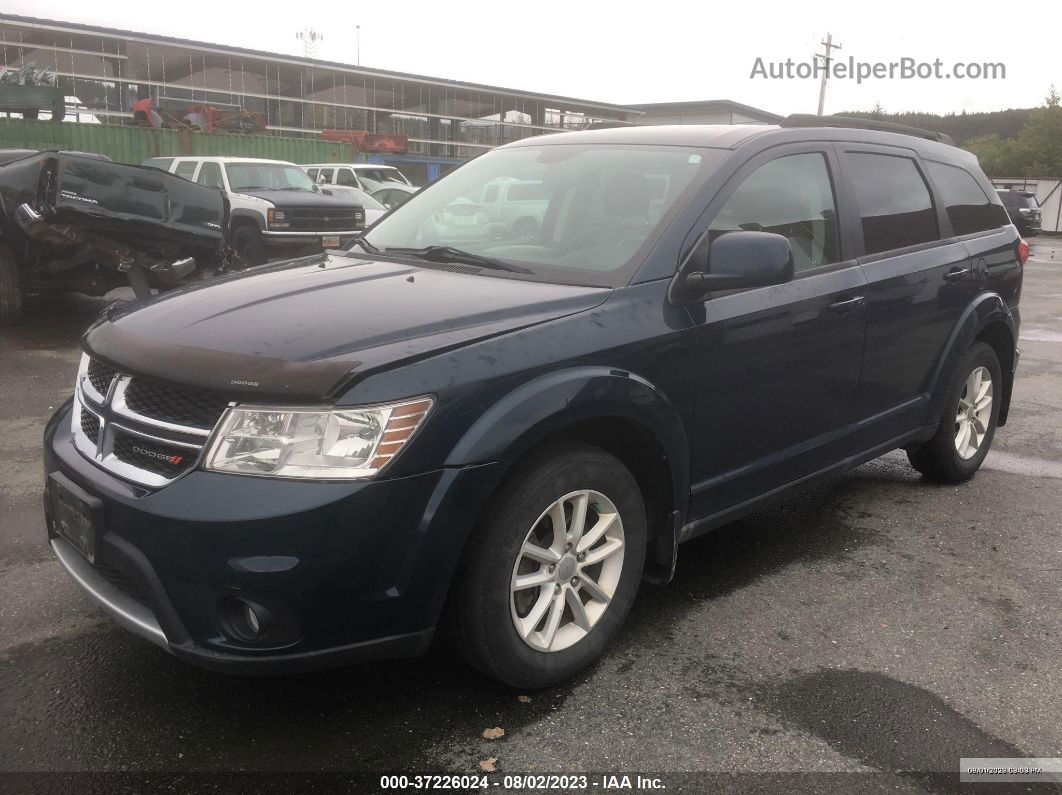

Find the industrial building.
[{"left": 0, "top": 14, "right": 778, "bottom": 183}]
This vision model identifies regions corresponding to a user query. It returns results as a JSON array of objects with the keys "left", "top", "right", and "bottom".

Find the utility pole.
[
  {"left": 356, "top": 25, "right": 361, "bottom": 66},
  {"left": 815, "top": 32, "right": 841, "bottom": 116}
]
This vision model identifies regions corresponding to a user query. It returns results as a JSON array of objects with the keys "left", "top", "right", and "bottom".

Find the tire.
[
  {"left": 0, "top": 243, "right": 23, "bottom": 326},
  {"left": 907, "top": 342, "right": 1001, "bottom": 483},
  {"left": 449, "top": 442, "right": 647, "bottom": 688},
  {"left": 231, "top": 224, "right": 267, "bottom": 267}
]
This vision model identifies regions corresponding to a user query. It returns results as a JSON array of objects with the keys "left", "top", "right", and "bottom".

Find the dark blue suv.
[{"left": 43, "top": 117, "right": 1024, "bottom": 688}]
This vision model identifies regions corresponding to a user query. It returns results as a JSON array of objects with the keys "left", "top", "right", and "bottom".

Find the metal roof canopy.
[{"left": 0, "top": 13, "right": 638, "bottom": 118}]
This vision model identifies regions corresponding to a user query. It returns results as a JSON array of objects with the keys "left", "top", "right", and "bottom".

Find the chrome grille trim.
[
  {"left": 71, "top": 353, "right": 223, "bottom": 487},
  {"left": 111, "top": 377, "right": 214, "bottom": 438}
]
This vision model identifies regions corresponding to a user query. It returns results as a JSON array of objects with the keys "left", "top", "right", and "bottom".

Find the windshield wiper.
[
  {"left": 384, "top": 246, "right": 532, "bottom": 274},
  {"left": 346, "top": 235, "right": 380, "bottom": 255}
]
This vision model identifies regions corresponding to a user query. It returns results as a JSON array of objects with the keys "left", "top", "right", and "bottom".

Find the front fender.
[
  {"left": 924, "top": 291, "right": 1017, "bottom": 426},
  {"left": 445, "top": 366, "right": 690, "bottom": 521}
]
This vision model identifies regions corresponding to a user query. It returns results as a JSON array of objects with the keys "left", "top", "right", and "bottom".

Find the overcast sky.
[{"left": 5, "top": 0, "right": 1060, "bottom": 116}]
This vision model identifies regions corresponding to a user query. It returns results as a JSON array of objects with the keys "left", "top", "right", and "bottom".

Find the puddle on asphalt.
[{"left": 757, "top": 669, "right": 1027, "bottom": 786}]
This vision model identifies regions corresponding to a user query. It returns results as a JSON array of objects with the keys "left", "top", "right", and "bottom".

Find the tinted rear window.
[
  {"left": 925, "top": 161, "right": 1001, "bottom": 236},
  {"left": 846, "top": 153, "right": 938, "bottom": 255},
  {"left": 998, "top": 191, "right": 1038, "bottom": 209}
]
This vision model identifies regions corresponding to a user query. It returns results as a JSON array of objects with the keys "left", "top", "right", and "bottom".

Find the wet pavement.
[{"left": 1, "top": 238, "right": 1060, "bottom": 784}]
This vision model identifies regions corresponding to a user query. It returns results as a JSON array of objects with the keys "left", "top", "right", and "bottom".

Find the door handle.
[
  {"left": 943, "top": 267, "right": 971, "bottom": 282},
  {"left": 827, "top": 296, "right": 866, "bottom": 313}
]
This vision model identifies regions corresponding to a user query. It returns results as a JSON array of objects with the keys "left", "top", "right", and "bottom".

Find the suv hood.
[
  {"left": 237, "top": 188, "right": 360, "bottom": 208},
  {"left": 85, "top": 255, "right": 610, "bottom": 400}
]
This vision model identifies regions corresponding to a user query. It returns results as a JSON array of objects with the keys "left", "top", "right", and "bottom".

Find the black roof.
[
  {"left": 505, "top": 123, "right": 979, "bottom": 167},
  {"left": 628, "top": 99, "right": 783, "bottom": 123}
]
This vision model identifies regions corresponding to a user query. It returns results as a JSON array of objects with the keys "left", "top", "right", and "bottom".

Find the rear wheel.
[
  {"left": 231, "top": 224, "right": 267, "bottom": 267},
  {"left": 449, "top": 442, "right": 646, "bottom": 688},
  {"left": 0, "top": 243, "right": 23, "bottom": 325},
  {"left": 907, "top": 342, "right": 1001, "bottom": 482}
]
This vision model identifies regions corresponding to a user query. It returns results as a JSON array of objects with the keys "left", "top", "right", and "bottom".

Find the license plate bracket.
[{"left": 46, "top": 472, "right": 102, "bottom": 563}]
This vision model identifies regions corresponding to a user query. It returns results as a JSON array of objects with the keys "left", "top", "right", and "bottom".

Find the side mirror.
[{"left": 684, "top": 231, "right": 794, "bottom": 295}]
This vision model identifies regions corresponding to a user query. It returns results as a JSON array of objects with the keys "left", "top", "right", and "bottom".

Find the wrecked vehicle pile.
[{"left": 0, "top": 149, "right": 229, "bottom": 323}]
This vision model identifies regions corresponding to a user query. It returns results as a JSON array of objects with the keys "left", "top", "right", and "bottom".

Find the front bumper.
[
  {"left": 43, "top": 401, "right": 501, "bottom": 673},
  {"left": 261, "top": 230, "right": 361, "bottom": 247}
]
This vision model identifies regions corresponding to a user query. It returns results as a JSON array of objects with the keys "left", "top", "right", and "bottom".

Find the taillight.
[{"left": 1018, "top": 238, "right": 1029, "bottom": 268}]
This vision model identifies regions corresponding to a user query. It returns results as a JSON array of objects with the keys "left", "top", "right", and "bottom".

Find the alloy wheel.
[
  {"left": 955, "top": 365, "right": 993, "bottom": 459},
  {"left": 509, "top": 490, "right": 625, "bottom": 652}
]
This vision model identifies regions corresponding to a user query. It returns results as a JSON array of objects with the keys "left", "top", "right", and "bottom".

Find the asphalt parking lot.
[{"left": 1, "top": 238, "right": 1060, "bottom": 788}]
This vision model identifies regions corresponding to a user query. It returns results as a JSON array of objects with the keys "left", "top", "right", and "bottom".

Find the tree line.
[{"left": 839, "top": 88, "right": 1062, "bottom": 177}]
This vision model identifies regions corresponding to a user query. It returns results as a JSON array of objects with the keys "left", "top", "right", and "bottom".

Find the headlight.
[
  {"left": 204, "top": 397, "right": 432, "bottom": 479},
  {"left": 267, "top": 208, "right": 289, "bottom": 228}
]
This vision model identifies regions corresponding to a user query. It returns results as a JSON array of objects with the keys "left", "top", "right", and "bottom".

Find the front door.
[{"left": 688, "top": 145, "right": 868, "bottom": 519}]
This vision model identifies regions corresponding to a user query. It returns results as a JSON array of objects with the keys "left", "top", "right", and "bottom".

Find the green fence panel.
[{"left": 0, "top": 119, "right": 353, "bottom": 165}]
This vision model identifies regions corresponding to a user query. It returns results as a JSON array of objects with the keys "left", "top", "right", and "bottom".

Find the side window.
[
  {"left": 336, "top": 168, "right": 359, "bottom": 187},
  {"left": 482, "top": 185, "right": 499, "bottom": 203},
  {"left": 710, "top": 152, "right": 840, "bottom": 271},
  {"left": 925, "top": 161, "right": 1001, "bottom": 236},
  {"left": 305, "top": 168, "right": 319, "bottom": 182},
  {"left": 196, "top": 161, "right": 224, "bottom": 189},
  {"left": 173, "top": 160, "right": 197, "bottom": 180},
  {"left": 845, "top": 153, "right": 938, "bottom": 255},
  {"left": 142, "top": 157, "right": 173, "bottom": 171},
  {"left": 316, "top": 167, "right": 335, "bottom": 185}
]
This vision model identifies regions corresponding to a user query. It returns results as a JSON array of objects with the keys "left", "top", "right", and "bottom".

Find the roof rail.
[{"left": 780, "top": 114, "right": 955, "bottom": 146}]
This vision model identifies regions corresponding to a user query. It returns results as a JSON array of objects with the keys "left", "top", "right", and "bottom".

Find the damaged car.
[{"left": 0, "top": 149, "right": 228, "bottom": 324}]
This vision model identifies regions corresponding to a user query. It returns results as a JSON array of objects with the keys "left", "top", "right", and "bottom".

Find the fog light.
[{"left": 221, "top": 596, "right": 274, "bottom": 642}]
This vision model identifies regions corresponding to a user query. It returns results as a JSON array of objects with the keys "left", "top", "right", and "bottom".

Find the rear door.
[
  {"left": 688, "top": 143, "right": 868, "bottom": 518},
  {"left": 837, "top": 145, "right": 968, "bottom": 451}
]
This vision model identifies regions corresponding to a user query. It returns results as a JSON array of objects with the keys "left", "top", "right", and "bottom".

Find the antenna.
[{"left": 296, "top": 28, "right": 324, "bottom": 59}]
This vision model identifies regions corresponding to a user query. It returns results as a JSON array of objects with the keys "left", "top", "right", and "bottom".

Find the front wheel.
[
  {"left": 907, "top": 342, "right": 1002, "bottom": 482},
  {"left": 231, "top": 224, "right": 267, "bottom": 267},
  {"left": 449, "top": 442, "right": 646, "bottom": 688}
]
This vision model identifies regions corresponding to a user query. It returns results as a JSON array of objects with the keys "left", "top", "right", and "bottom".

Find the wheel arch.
[
  {"left": 925, "top": 292, "right": 1017, "bottom": 428},
  {"left": 228, "top": 208, "right": 264, "bottom": 231},
  {"left": 444, "top": 367, "right": 690, "bottom": 584}
]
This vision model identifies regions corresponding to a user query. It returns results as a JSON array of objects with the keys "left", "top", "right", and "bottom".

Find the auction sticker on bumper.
[{"left": 47, "top": 473, "right": 101, "bottom": 563}]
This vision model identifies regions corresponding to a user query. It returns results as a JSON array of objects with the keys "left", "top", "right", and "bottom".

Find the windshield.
[
  {"left": 226, "top": 162, "right": 317, "bottom": 192},
  {"left": 351, "top": 189, "right": 387, "bottom": 211},
  {"left": 358, "top": 168, "right": 407, "bottom": 185},
  {"left": 363, "top": 144, "right": 717, "bottom": 285}
]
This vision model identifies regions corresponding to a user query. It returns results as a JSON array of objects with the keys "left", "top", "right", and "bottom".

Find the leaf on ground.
[
  {"left": 517, "top": 695, "right": 531, "bottom": 703},
  {"left": 482, "top": 726, "right": 505, "bottom": 740},
  {"left": 479, "top": 757, "right": 498, "bottom": 772}
]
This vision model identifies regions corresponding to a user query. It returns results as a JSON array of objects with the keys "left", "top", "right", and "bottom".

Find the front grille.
[
  {"left": 124, "top": 377, "right": 230, "bottom": 430},
  {"left": 87, "top": 360, "right": 116, "bottom": 397},
  {"left": 111, "top": 428, "right": 197, "bottom": 478},
  {"left": 75, "top": 356, "right": 224, "bottom": 487},
  {"left": 284, "top": 207, "right": 363, "bottom": 232},
  {"left": 80, "top": 408, "right": 100, "bottom": 444},
  {"left": 94, "top": 562, "right": 151, "bottom": 608}
]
